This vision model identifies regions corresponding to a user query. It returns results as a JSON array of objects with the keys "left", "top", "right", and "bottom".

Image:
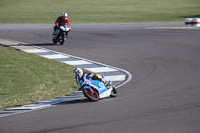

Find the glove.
[
  {"left": 54, "top": 25, "right": 59, "bottom": 30},
  {"left": 86, "top": 73, "right": 94, "bottom": 79},
  {"left": 86, "top": 74, "right": 91, "bottom": 79}
]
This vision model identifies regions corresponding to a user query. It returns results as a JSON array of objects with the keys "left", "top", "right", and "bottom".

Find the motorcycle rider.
[
  {"left": 73, "top": 68, "right": 111, "bottom": 89},
  {"left": 53, "top": 12, "right": 71, "bottom": 39}
]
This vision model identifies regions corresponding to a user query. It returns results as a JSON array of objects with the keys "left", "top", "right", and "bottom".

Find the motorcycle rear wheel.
[
  {"left": 110, "top": 87, "right": 117, "bottom": 97},
  {"left": 83, "top": 88, "right": 99, "bottom": 101}
]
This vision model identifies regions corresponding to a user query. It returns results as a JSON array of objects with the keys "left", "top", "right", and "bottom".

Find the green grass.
[
  {"left": 0, "top": 0, "right": 199, "bottom": 24},
  {"left": 0, "top": 46, "right": 77, "bottom": 110}
]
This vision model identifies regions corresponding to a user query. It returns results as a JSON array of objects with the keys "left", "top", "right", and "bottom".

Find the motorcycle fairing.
[
  {"left": 79, "top": 73, "right": 115, "bottom": 99},
  {"left": 88, "top": 79, "right": 111, "bottom": 98}
]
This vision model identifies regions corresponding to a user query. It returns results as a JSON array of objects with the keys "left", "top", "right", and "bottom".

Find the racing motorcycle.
[
  {"left": 52, "top": 22, "right": 70, "bottom": 45},
  {"left": 76, "top": 74, "right": 117, "bottom": 101}
]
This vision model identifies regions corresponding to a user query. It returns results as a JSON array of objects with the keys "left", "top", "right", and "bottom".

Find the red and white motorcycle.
[{"left": 52, "top": 22, "right": 70, "bottom": 45}]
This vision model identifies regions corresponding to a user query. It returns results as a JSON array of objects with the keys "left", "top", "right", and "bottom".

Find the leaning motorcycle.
[
  {"left": 52, "top": 22, "right": 70, "bottom": 45},
  {"left": 76, "top": 74, "right": 117, "bottom": 101}
]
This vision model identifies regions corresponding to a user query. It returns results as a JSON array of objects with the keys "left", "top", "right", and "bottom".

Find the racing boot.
[
  {"left": 66, "top": 32, "right": 69, "bottom": 39},
  {"left": 101, "top": 77, "right": 111, "bottom": 89},
  {"left": 105, "top": 80, "right": 112, "bottom": 89}
]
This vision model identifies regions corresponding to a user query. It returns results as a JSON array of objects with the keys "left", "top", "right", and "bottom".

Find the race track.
[{"left": 0, "top": 23, "right": 200, "bottom": 133}]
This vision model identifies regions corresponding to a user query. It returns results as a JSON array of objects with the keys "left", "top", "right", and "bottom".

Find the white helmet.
[
  {"left": 73, "top": 68, "right": 83, "bottom": 78},
  {"left": 62, "top": 12, "right": 68, "bottom": 18}
]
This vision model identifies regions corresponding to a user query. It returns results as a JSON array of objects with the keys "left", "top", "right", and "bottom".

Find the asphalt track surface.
[{"left": 0, "top": 23, "right": 200, "bottom": 133}]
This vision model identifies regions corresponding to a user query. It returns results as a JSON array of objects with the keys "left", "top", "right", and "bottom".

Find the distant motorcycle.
[
  {"left": 76, "top": 73, "right": 117, "bottom": 101},
  {"left": 52, "top": 22, "right": 70, "bottom": 45}
]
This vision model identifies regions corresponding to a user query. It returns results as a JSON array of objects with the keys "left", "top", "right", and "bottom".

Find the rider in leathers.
[
  {"left": 73, "top": 68, "right": 111, "bottom": 89},
  {"left": 53, "top": 12, "right": 71, "bottom": 38}
]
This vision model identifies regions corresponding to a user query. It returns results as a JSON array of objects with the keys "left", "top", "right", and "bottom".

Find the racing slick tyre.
[
  {"left": 110, "top": 87, "right": 117, "bottom": 97},
  {"left": 59, "top": 33, "right": 64, "bottom": 45},
  {"left": 83, "top": 88, "right": 99, "bottom": 101},
  {"left": 52, "top": 38, "right": 57, "bottom": 44}
]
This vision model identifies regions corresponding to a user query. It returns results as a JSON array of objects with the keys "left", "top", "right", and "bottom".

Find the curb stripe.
[
  {"left": 23, "top": 49, "right": 49, "bottom": 53},
  {"left": 53, "top": 58, "right": 79, "bottom": 62},
  {"left": 40, "top": 54, "right": 70, "bottom": 59},
  {"left": 34, "top": 52, "right": 56, "bottom": 55},
  {"left": 98, "top": 71, "right": 124, "bottom": 76},
  {"left": 62, "top": 60, "right": 93, "bottom": 65},
  {"left": 72, "top": 63, "right": 102, "bottom": 68}
]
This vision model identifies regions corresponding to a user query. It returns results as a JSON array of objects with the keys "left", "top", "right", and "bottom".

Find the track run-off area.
[{"left": 0, "top": 23, "right": 200, "bottom": 132}]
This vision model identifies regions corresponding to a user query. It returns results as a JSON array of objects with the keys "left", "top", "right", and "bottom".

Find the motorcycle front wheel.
[
  {"left": 110, "top": 87, "right": 117, "bottom": 97},
  {"left": 59, "top": 33, "right": 64, "bottom": 45},
  {"left": 52, "top": 38, "right": 57, "bottom": 44},
  {"left": 83, "top": 88, "right": 99, "bottom": 101}
]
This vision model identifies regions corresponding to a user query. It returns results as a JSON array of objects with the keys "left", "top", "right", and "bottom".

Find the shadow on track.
[
  {"left": 4, "top": 43, "right": 57, "bottom": 47},
  {"left": 28, "top": 43, "right": 57, "bottom": 46},
  {"left": 57, "top": 99, "right": 92, "bottom": 105}
]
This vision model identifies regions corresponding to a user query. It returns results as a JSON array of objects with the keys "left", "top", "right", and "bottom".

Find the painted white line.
[
  {"left": 22, "top": 49, "right": 49, "bottom": 53},
  {"left": 104, "top": 75, "right": 125, "bottom": 81},
  {"left": 40, "top": 54, "right": 70, "bottom": 59},
  {"left": 62, "top": 60, "right": 92, "bottom": 65},
  {"left": 86, "top": 67, "right": 118, "bottom": 73}
]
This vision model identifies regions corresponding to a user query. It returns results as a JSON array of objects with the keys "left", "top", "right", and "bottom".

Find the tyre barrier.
[
  {"left": 185, "top": 18, "right": 200, "bottom": 27},
  {"left": 193, "top": 18, "right": 200, "bottom": 27}
]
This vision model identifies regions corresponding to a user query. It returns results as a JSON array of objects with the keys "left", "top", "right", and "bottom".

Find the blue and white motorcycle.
[{"left": 76, "top": 74, "right": 117, "bottom": 101}]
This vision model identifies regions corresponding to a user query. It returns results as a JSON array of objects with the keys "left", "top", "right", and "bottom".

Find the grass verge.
[
  {"left": 0, "top": 45, "right": 77, "bottom": 111},
  {"left": 0, "top": 0, "right": 200, "bottom": 24}
]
